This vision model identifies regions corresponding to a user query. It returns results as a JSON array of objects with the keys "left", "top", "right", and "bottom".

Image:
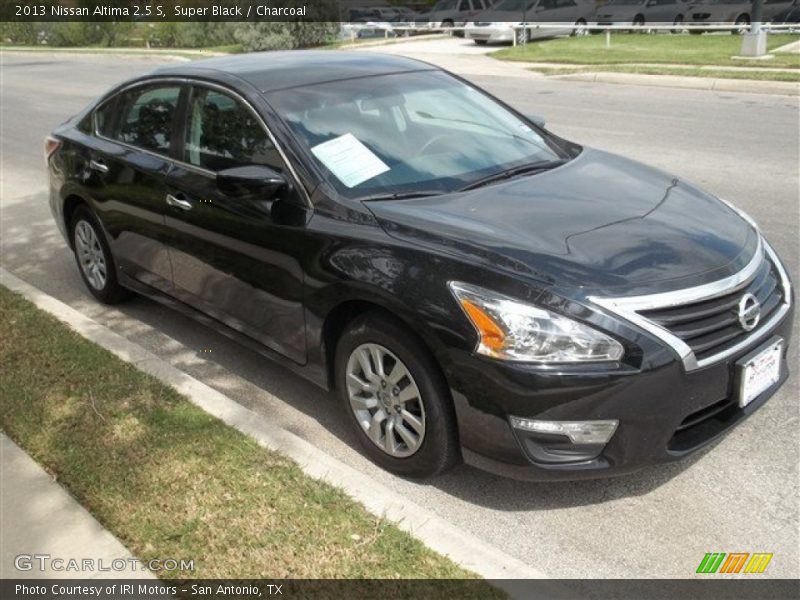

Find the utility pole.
[{"left": 740, "top": 0, "right": 767, "bottom": 57}]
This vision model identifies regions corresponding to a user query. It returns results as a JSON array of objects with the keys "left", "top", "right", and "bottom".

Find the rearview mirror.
[
  {"left": 526, "top": 113, "right": 546, "bottom": 128},
  {"left": 216, "top": 165, "right": 286, "bottom": 197}
]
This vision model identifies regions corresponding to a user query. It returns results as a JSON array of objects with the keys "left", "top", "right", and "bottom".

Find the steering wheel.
[{"left": 414, "top": 133, "right": 461, "bottom": 158}]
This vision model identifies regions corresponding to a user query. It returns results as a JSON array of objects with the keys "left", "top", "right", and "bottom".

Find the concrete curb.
[
  {"left": 0, "top": 268, "right": 554, "bottom": 588},
  {"left": 549, "top": 71, "right": 799, "bottom": 96}
]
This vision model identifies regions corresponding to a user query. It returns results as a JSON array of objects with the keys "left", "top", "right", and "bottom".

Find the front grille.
[{"left": 638, "top": 255, "right": 784, "bottom": 364}]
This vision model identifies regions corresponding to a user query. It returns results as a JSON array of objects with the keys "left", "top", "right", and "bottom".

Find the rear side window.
[
  {"left": 183, "top": 87, "right": 280, "bottom": 172},
  {"left": 114, "top": 85, "right": 181, "bottom": 155}
]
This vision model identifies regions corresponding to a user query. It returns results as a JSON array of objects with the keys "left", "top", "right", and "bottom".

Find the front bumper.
[
  {"left": 449, "top": 305, "right": 794, "bottom": 481},
  {"left": 465, "top": 25, "right": 515, "bottom": 42}
]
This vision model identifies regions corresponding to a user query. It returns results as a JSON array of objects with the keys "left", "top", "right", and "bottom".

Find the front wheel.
[
  {"left": 71, "top": 205, "right": 130, "bottom": 304},
  {"left": 672, "top": 14, "right": 684, "bottom": 34},
  {"left": 335, "top": 312, "right": 460, "bottom": 478}
]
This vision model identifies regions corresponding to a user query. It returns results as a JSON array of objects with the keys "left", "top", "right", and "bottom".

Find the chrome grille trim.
[{"left": 589, "top": 237, "right": 792, "bottom": 371}]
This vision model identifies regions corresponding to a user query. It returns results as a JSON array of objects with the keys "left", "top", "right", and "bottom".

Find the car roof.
[{"left": 151, "top": 50, "right": 436, "bottom": 93}]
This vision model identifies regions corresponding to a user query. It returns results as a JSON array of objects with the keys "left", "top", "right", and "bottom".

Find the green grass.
[
  {"left": 492, "top": 33, "right": 800, "bottom": 69},
  {"left": 531, "top": 64, "right": 800, "bottom": 82},
  {"left": 0, "top": 286, "right": 496, "bottom": 588}
]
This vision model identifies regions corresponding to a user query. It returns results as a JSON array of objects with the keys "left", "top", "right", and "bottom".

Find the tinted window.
[
  {"left": 115, "top": 86, "right": 181, "bottom": 155},
  {"left": 184, "top": 87, "right": 280, "bottom": 171}
]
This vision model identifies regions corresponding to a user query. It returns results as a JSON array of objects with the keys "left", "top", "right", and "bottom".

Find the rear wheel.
[
  {"left": 335, "top": 312, "right": 460, "bottom": 478},
  {"left": 572, "top": 19, "right": 589, "bottom": 36},
  {"left": 70, "top": 206, "right": 130, "bottom": 304},
  {"left": 733, "top": 14, "right": 750, "bottom": 34},
  {"left": 632, "top": 14, "right": 645, "bottom": 32},
  {"left": 672, "top": 14, "right": 684, "bottom": 33}
]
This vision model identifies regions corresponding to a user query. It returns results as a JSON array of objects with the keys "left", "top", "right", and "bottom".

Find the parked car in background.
[
  {"left": 593, "top": 0, "right": 690, "bottom": 27},
  {"left": 466, "top": 0, "right": 595, "bottom": 45},
  {"left": 767, "top": 0, "right": 800, "bottom": 28},
  {"left": 686, "top": 0, "right": 755, "bottom": 31},
  {"left": 416, "top": 0, "right": 495, "bottom": 29}
]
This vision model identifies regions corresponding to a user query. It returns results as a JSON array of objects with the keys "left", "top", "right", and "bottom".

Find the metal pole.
[
  {"left": 751, "top": 0, "right": 764, "bottom": 33},
  {"left": 605, "top": 28, "right": 610, "bottom": 49}
]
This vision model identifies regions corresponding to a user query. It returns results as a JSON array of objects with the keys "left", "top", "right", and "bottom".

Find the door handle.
[
  {"left": 166, "top": 194, "right": 192, "bottom": 211},
  {"left": 89, "top": 159, "right": 109, "bottom": 174}
]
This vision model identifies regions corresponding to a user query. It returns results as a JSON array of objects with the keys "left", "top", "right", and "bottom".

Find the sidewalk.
[{"left": 0, "top": 433, "right": 155, "bottom": 579}]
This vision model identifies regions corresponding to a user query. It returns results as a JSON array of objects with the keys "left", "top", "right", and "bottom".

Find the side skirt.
[{"left": 118, "top": 272, "right": 330, "bottom": 391}]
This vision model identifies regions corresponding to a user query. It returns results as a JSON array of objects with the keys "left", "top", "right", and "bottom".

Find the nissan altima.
[{"left": 46, "top": 51, "right": 793, "bottom": 480}]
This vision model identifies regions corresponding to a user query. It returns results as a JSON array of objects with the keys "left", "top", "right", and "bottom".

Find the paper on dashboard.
[{"left": 311, "top": 133, "right": 389, "bottom": 188}]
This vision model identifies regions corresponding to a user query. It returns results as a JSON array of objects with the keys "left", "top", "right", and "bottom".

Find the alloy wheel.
[
  {"left": 74, "top": 220, "right": 107, "bottom": 290},
  {"left": 345, "top": 343, "right": 426, "bottom": 458}
]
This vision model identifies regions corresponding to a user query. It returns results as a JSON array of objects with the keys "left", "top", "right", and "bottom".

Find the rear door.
[
  {"left": 162, "top": 83, "right": 309, "bottom": 364},
  {"left": 86, "top": 83, "right": 184, "bottom": 292}
]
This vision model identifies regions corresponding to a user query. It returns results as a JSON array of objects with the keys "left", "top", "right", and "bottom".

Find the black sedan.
[{"left": 46, "top": 51, "right": 793, "bottom": 480}]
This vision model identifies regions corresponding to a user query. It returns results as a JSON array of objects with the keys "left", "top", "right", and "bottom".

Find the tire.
[
  {"left": 632, "top": 14, "right": 645, "bottom": 32},
  {"left": 474, "top": 39, "right": 488, "bottom": 45},
  {"left": 70, "top": 205, "right": 130, "bottom": 304},
  {"left": 572, "top": 19, "right": 588, "bottom": 37},
  {"left": 733, "top": 14, "right": 750, "bottom": 34},
  {"left": 672, "top": 14, "right": 684, "bottom": 33},
  {"left": 334, "top": 312, "right": 460, "bottom": 478}
]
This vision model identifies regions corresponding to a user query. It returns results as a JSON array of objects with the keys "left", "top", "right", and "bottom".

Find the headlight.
[{"left": 448, "top": 282, "right": 624, "bottom": 363}]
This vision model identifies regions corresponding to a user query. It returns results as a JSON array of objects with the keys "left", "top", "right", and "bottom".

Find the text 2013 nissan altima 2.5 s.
[{"left": 46, "top": 51, "right": 793, "bottom": 480}]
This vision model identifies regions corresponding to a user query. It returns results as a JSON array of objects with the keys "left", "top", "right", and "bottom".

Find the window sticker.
[{"left": 311, "top": 133, "right": 390, "bottom": 188}]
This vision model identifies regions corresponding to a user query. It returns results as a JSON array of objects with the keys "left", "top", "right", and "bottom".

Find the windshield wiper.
[
  {"left": 457, "top": 159, "right": 568, "bottom": 192},
  {"left": 358, "top": 190, "right": 447, "bottom": 202}
]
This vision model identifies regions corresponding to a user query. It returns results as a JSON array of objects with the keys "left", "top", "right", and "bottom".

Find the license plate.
[{"left": 737, "top": 339, "right": 783, "bottom": 408}]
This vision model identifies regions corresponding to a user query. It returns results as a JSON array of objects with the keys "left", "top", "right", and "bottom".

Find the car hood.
[{"left": 366, "top": 148, "right": 758, "bottom": 296}]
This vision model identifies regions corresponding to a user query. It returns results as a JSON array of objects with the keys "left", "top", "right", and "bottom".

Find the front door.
[{"left": 163, "top": 84, "right": 309, "bottom": 364}]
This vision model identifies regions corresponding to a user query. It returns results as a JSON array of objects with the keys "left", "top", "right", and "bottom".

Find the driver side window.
[{"left": 183, "top": 86, "right": 281, "bottom": 172}]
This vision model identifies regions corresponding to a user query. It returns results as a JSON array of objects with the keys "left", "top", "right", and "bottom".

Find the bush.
[
  {"left": 234, "top": 22, "right": 340, "bottom": 52},
  {"left": 39, "top": 22, "right": 134, "bottom": 47},
  {"left": 0, "top": 22, "right": 38, "bottom": 45},
  {"left": 174, "top": 23, "right": 237, "bottom": 48}
]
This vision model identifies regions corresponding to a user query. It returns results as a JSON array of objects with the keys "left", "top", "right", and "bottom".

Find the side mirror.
[
  {"left": 216, "top": 165, "right": 286, "bottom": 197},
  {"left": 526, "top": 113, "right": 546, "bottom": 128}
]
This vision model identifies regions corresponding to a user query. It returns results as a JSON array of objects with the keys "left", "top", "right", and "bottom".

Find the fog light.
[{"left": 509, "top": 417, "right": 618, "bottom": 445}]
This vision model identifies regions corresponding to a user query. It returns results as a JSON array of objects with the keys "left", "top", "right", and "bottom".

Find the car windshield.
[
  {"left": 433, "top": 0, "right": 459, "bottom": 10},
  {"left": 268, "top": 71, "right": 568, "bottom": 199}
]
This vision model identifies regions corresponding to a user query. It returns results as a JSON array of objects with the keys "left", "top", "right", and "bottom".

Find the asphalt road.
[{"left": 1, "top": 48, "right": 798, "bottom": 579}]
